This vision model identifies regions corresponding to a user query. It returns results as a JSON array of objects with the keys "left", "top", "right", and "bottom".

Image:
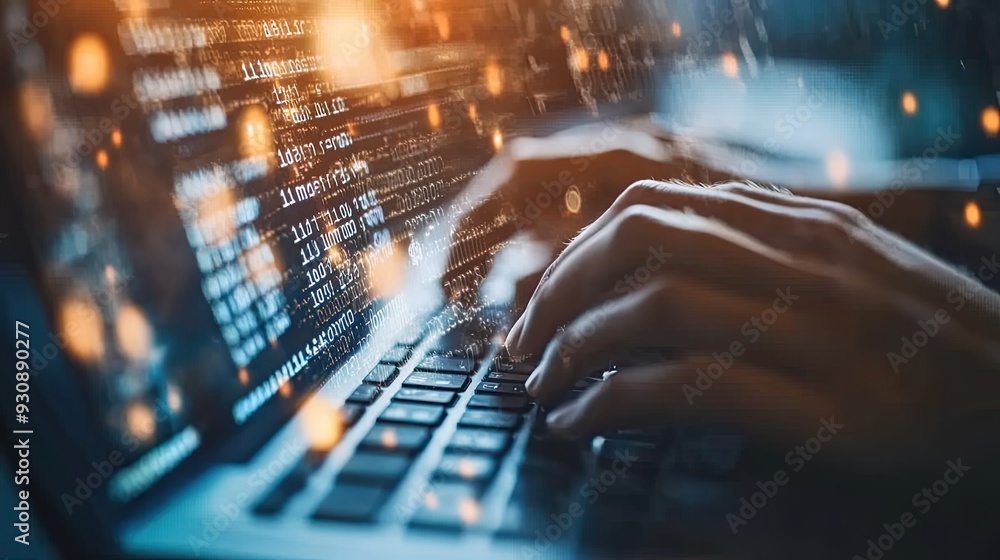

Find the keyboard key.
[
  {"left": 403, "top": 371, "right": 469, "bottom": 391},
  {"left": 467, "top": 394, "right": 530, "bottom": 411},
  {"left": 253, "top": 475, "right": 305, "bottom": 516},
  {"left": 435, "top": 454, "right": 497, "bottom": 482},
  {"left": 485, "top": 371, "right": 530, "bottom": 383},
  {"left": 363, "top": 365, "right": 399, "bottom": 387},
  {"left": 313, "top": 485, "right": 389, "bottom": 523},
  {"left": 476, "top": 381, "right": 527, "bottom": 396},
  {"left": 338, "top": 451, "right": 411, "bottom": 485},
  {"left": 448, "top": 429, "right": 511, "bottom": 454},
  {"left": 340, "top": 404, "right": 365, "bottom": 427},
  {"left": 493, "top": 356, "right": 536, "bottom": 375},
  {"left": 409, "top": 483, "right": 484, "bottom": 530},
  {"left": 521, "top": 434, "right": 586, "bottom": 475},
  {"left": 415, "top": 355, "right": 475, "bottom": 374},
  {"left": 458, "top": 409, "right": 522, "bottom": 430},
  {"left": 380, "top": 403, "right": 445, "bottom": 426},
  {"left": 346, "top": 385, "right": 380, "bottom": 405},
  {"left": 665, "top": 428, "right": 745, "bottom": 476},
  {"left": 495, "top": 474, "right": 571, "bottom": 538},
  {"left": 380, "top": 345, "right": 412, "bottom": 365},
  {"left": 394, "top": 387, "right": 457, "bottom": 406},
  {"left": 253, "top": 450, "right": 327, "bottom": 515},
  {"left": 597, "top": 438, "right": 662, "bottom": 472},
  {"left": 360, "top": 424, "right": 431, "bottom": 454}
]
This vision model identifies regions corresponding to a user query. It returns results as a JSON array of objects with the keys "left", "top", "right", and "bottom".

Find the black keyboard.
[{"left": 252, "top": 312, "right": 747, "bottom": 550}]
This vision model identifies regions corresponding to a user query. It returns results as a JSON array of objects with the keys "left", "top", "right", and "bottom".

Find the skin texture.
[{"left": 447, "top": 123, "right": 1000, "bottom": 471}]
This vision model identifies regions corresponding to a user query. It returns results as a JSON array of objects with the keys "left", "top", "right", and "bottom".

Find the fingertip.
[
  {"left": 525, "top": 367, "right": 545, "bottom": 398},
  {"left": 505, "top": 317, "right": 525, "bottom": 353},
  {"left": 546, "top": 405, "right": 577, "bottom": 436}
]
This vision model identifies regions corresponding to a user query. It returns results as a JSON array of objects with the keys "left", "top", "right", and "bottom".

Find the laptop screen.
[{"left": 2, "top": 0, "right": 661, "bottom": 508}]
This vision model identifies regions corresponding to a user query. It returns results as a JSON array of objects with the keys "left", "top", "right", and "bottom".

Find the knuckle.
[
  {"left": 618, "top": 180, "right": 667, "bottom": 207},
  {"left": 713, "top": 181, "right": 758, "bottom": 196},
  {"left": 612, "top": 205, "right": 660, "bottom": 244},
  {"left": 829, "top": 203, "right": 869, "bottom": 227}
]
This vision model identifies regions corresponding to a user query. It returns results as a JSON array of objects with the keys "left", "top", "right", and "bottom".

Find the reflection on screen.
[{"left": 6, "top": 0, "right": 662, "bottom": 503}]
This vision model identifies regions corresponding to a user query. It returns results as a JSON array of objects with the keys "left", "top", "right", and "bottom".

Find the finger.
[
  {"left": 525, "top": 276, "right": 820, "bottom": 406},
  {"left": 711, "top": 182, "right": 999, "bottom": 331},
  {"left": 712, "top": 181, "right": 869, "bottom": 227},
  {"left": 546, "top": 180, "right": 856, "bottom": 273},
  {"left": 508, "top": 204, "right": 833, "bottom": 357},
  {"left": 546, "top": 359, "right": 837, "bottom": 445}
]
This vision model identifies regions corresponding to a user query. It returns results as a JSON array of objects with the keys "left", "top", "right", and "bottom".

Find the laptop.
[
  {"left": 0, "top": 0, "right": 752, "bottom": 558},
  {"left": 3, "top": 0, "right": 997, "bottom": 558}
]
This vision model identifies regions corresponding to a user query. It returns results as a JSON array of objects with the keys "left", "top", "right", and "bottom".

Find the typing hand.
[
  {"left": 442, "top": 120, "right": 678, "bottom": 302},
  {"left": 510, "top": 180, "right": 1000, "bottom": 468}
]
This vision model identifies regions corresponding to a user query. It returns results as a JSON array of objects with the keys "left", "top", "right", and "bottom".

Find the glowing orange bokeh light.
[
  {"left": 597, "top": 50, "right": 610, "bottom": 72},
  {"left": 115, "top": 303, "right": 152, "bottom": 362},
  {"left": 981, "top": 107, "right": 1000, "bottom": 137},
  {"left": 964, "top": 201, "right": 982, "bottom": 228},
  {"left": 901, "top": 92, "right": 918, "bottom": 115},
  {"left": 300, "top": 399, "right": 343, "bottom": 451},
  {"left": 721, "top": 53, "right": 739, "bottom": 78},
  {"left": 68, "top": 33, "right": 110, "bottom": 94},
  {"left": 825, "top": 150, "right": 851, "bottom": 189}
]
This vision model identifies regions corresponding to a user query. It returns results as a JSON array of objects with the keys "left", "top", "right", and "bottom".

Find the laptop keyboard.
[{"left": 251, "top": 315, "right": 747, "bottom": 544}]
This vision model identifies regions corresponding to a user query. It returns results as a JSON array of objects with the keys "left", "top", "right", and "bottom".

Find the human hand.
[
  {"left": 508, "top": 180, "right": 1000, "bottom": 469},
  {"left": 442, "top": 119, "right": 681, "bottom": 302}
]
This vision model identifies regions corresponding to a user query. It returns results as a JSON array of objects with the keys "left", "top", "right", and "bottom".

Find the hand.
[
  {"left": 442, "top": 119, "right": 685, "bottom": 302},
  {"left": 509, "top": 180, "right": 1000, "bottom": 469}
]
